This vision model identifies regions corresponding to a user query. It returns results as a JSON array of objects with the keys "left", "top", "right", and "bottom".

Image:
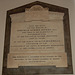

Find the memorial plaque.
[{"left": 2, "top": 1, "right": 73, "bottom": 75}]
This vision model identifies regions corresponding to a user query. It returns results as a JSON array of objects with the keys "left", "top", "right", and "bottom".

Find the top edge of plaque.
[{"left": 25, "top": 5, "right": 49, "bottom": 11}]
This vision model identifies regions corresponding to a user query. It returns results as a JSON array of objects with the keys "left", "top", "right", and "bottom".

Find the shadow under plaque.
[{"left": 2, "top": 1, "right": 73, "bottom": 75}]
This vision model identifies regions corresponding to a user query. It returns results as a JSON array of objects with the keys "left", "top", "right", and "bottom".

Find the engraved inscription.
[{"left": 10, "top": 21, "right": 65, "bottom": 53}]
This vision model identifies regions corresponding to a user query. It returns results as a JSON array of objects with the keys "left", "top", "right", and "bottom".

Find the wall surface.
[{"left": 0, "top": 0, "right": 75, "bottom": 75}]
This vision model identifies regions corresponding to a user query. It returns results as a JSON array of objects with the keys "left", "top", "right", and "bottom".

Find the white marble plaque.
[{"left": 7, "top": 5, "right": 67, "bottom": 68}]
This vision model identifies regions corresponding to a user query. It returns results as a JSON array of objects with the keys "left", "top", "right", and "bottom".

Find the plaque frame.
[{"left": 2, "top": 1, "right": 73, "bottom": 74}]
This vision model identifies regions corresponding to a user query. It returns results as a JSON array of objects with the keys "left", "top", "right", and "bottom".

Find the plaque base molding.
[{"left": 7, "top": 52, "right": 67, "bottom": 68}]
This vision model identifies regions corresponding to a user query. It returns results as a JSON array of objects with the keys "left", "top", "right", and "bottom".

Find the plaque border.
[{"left": 2, "top": 1, "right": 73, "bottom": 74}]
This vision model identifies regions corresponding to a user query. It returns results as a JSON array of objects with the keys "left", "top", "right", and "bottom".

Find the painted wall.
[{"left": 0, "top": 0, "right": 75, "bottom": 75}]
